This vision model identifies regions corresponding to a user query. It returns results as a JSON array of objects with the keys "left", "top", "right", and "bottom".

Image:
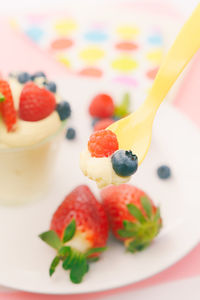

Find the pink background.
[{"left": 0, "top": 17, "right": 200, "bottom": 299}]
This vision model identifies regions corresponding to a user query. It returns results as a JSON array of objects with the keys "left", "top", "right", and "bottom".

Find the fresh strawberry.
[
  {"left": 19, "top": 82, "right": 56, "bottom": 121},
  {"left": 39, "top": 185, "right": 109, "bottom": 284},
  {"left": 0, "top": 80, "right": 17, "bottom": 131},
  {"left": 93, "top": 118, "right": 114, "bottom": 131},
  {"left": 88, "top": 129, "right": 119, "bottom": 158},
  {"left": 101, "top": 184, "right": 162, "bottom": 253},
  {"left": 89, "top": 94, "right": 114, "bottom": 118}
]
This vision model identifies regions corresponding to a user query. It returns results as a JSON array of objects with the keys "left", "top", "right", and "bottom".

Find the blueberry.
[
  {"left": 17, "top": 72, "right": 31, "bottom": 84},
  {"left": 31, "top": 71, "right": 46, "bottom": 80},
  {"left": 56, "top": 101, "right": 71, "bottom": 121},
  {"left": 44, "top": 81, "right": 57, "bottom": 93},
  {"left": 111, "top": 150, "right": 138, "bottom": 177},
  {"left": 91, "top": 117, "right": 100, "bottom": 127},
  {"left": 66, "top": 128, "right": 76, "bottom": 140},
  {"left": 157, "top": 165, "right": 171, "bottom": 179}
]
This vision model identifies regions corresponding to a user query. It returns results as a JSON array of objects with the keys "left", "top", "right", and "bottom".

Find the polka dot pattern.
[
  {"left": 79, "top": 46, "right": 105, "bottom": 64},
  {"left": 79, "top": 67, "right": 103, "bottom": 77},
  {"left": 51, "top": 38, "right": 73, "bottom": 50},
  {"left": 84, "top": 30, "right": 108, "bottom": 42},
  {"left": 54, "top": 19, "right": 77, "bottom": 35},
  {"left": 115, "top": 42, "right": 138, "bottom": 51},
  {"left": 111, "top": 56, "right": 138, "bottom": 72}
]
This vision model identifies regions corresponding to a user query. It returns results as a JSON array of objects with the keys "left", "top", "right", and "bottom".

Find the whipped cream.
[
  {"left": 0, "top": 77, "right": 62, "bottom": 148},
  {"left": 80, "top": 149, "right": 130, "bottom": 188}
]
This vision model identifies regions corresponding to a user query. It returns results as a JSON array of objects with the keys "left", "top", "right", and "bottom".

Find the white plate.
[{"left": 0, "top": 76, "right": 200, "bottom": 295}]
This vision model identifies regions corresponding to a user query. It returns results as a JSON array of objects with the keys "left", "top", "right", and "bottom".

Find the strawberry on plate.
[
  {"left": 39, "top": 185, "right": 109, "bottom": 284},
  {"left": 19, "top": 82, "right": 56, "bottom": 121},
  {"left": 89, "top": 94, "right": 114, "bottom": 118},
  {"left": 0, "top": 80, "right": 17, "bottom": 131},
  {"left": 101, "top": 184, "right": 162, "bottom": 253}
]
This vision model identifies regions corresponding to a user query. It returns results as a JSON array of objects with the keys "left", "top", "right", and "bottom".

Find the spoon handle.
[{"left": 144, "top": 4, "right": 200, "bottom": 112}]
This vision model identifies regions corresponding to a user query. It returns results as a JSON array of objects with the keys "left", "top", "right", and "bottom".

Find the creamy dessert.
[
  {"left": 80, "top": 129, "right": 138, "bottom": 188},
  {"left": 0, "top": 71, "right": 71, "bottom": 205}
]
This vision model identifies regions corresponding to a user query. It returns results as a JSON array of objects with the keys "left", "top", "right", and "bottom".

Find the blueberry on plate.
[
  {"left": 111, "top": 150, "right": 138, "bottom": 177},
  {"left": 66, "top": 128, "right": 76, "bottom": 140},
  {"left": 44, "top": 81, "right": 57, "bottom": 93},
  {"left": 157, "top": 165, "right": 171, "bottom": 179},
  {"left": 56, "top": 101, "right": 71, "bottom": 121},
  {"left": 17, "top": 72, "right": 31, "bottom": 84},
  {"left": 31, "top": 71, "right": 46, "bottom": 80}
]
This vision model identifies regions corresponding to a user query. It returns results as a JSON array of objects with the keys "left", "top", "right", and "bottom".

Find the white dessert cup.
[{"left": 0, "top": 121, "right": 66, "bottom": 206}]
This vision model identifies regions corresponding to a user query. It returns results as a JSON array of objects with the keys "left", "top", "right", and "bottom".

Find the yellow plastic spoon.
[{"left": 108, "top": 4, "right": 200, "bottom": 165}]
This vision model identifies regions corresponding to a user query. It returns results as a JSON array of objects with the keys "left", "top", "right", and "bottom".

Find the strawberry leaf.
[
  {"left": 85, "top": 247, "right": 107, "bottom": 258},
  {"left": 58, "top": 246, "right": 71, "bottom": 257},
  {"left": 49, "top": 256, "right": 60, "bottom": 276},
  {"left": 141, "top": 196, "right": 152, "bottom": 219},
  {"left": 0, "top": 93, "right": 5, "bottom": 102},
  {"left": 70, "top": 254, "right": 88, "bottom": 284},
  {"left": 114, "top": 93, "right": 130, "bottom": 118},
  {"left": 63, "top": 219, "right": 76, "bottom": 243},
  {"left": 128, "top": 240, "right": 150, "bottom": 253},
  {"left": 39, "top": 230, "right": 63, "bottom": 250},
  {"left": 127, "top": 204, "right": 146, "bottom": 223},
  {"left": 123, "top": 220, "right": 138, "bottom": 231},
  {"left": 62, "top": 250, "right": 77, "bottom": 270},
  {"left": 118, "top": 229, "right": 135, "bottom": 238},
  {"left": 154, "top": 207, "right": 161, "bottom": 221},
  {"left": 87, "top": 256, "right": 99, "bottom": 262}
]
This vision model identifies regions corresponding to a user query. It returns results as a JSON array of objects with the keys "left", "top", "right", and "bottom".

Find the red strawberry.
[
  {"left": 39, "top": 185, "right": 109, "bottom": 284},
  {"left": 94, "top": 118, "right": 114, "bottom": 131},
  {"left": 0, "top": 80, "right": 17, "bottom": 131},
  {"left": 19, "top": 82, "right": 56, "bottom": 121},
  {"left": 101, "top": 184, "right": 162, "bottom": 253},
  {"left": 89, "top": 94, "right": 115, "bottom": 118},
  {"left": 88, "top": 129, "right": 118, "bottom": 158}
]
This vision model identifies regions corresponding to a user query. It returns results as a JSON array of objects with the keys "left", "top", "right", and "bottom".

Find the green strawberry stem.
[
  {"left": 114, "top": 93, "right": 131, "bottom": 118},
  {"left": 39, "top": 219, "right": 107, "bottom": 284},
  {"left": 0, "top": 93, "right": 5, "bottom": 102},
  {"left": 118, "top": 198, "right": 162, "bottom": 253}
]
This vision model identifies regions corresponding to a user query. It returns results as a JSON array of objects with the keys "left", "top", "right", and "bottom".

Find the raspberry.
[
  {"left": 89, "top": 94, "right": 114, "bottom": 118},
  {"left": 0, "top": 80, "right": 17, "bottom": 131},
  {"left": 19, "top": 82, "right": 56, "bottom": 121},
  {"left": 88, "top": 129, "right": 118, "bottom": 158},
  {"left": 94, "top": 118, "right": 114, "bottom": 131}
]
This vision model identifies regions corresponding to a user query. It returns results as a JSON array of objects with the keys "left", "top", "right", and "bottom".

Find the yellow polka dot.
[
  {"left": 146, "top": 49, "right": 163, "bottom": 64},
  {"left": 57, "top": 54, "right": 71, "bottom": 68},
  {"left": 111, "top": 56, "right": 138, "bottom": 72},
  {"left": 79, "top": 47, "right": 105, "bottom": 64},
  {"left": 116, "top": 25, "right": 140, "bottom": 39},
  {"left": 9, "top": 18, "right": 19, "bottom": 29},
  {"left": 54, "top": 19, "right": 77, "bottom": 35}
]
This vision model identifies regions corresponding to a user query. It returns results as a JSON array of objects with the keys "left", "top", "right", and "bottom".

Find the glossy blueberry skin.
[
  {"left": 31, "top": 71, "right": 46, "bottom": 80},
  {"left": 157, "top": 165, "right": 171, "bottom": 179},
  {"left": 17, "top": 72, "right": 31, "bottom": 84},
  {"left": 44, "top": 81, "right": 57, "bottom": 93},
  {"left": 66, "top": 128, "right": 76, "bottom": 140},
  {"left": 111, "top": 150, "right": 138, "bottom": 177},
  {"left": 56, "top": 101, "right": 71, "bottom": 121}
]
